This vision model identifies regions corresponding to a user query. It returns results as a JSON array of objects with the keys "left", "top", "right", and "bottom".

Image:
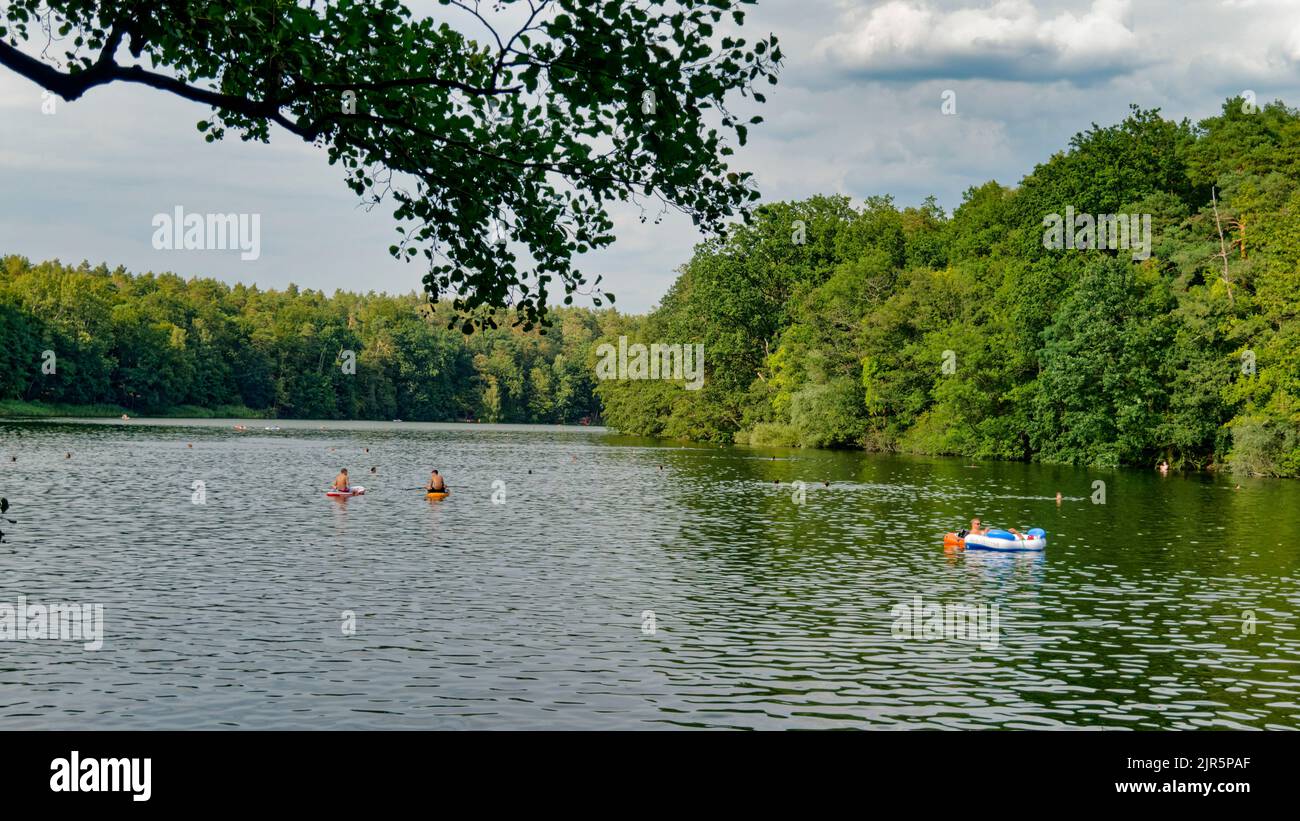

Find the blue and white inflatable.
[{"left": 963, "top": 527, "right": 1047, "bottom": 552}]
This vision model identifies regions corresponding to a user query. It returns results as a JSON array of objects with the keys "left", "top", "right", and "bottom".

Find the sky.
[{"left": 2, "top": 0, "right": 1300, "bottom": 313}]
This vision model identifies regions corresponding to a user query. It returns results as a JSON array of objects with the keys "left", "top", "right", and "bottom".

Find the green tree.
[{"left": 0, "top": 0, "right": 780, "bottom": 327}]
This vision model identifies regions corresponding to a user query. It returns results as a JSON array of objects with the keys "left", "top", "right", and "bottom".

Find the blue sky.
[{"left": 2, "top": 0, "right": 1300, "bottom": 313}]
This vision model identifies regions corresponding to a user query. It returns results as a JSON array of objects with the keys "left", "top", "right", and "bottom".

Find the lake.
[{"left": 0, "top": 418, "right": 1297, "bottom": 729}]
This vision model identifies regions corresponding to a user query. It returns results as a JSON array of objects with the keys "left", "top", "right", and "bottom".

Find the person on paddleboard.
[
  {"left": 333, "top": 468, "right": 351, "bottom": 493},
  {"left": 425, "top": 469, "right": 447, "bottom": 493}
]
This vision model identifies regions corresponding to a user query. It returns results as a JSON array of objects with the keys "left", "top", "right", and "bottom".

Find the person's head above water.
[
  {"left": 431, "top": 469, "right": 439, "bottom": 475},
  {"left": 970, "top": 518, "right": 982, "bottom": 530},
  {"left": 340, "top": 468, "right": 348, "bottom": 475}
]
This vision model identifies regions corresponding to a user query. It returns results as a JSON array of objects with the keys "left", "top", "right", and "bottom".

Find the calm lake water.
[{"left": 0, "top": 417, "right": 1297, "bottom": 729}]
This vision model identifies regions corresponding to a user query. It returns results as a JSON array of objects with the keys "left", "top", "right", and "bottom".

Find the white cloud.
[
  {"left": 1287, "top": 21, "right": 1300, "bottom": 61},
  {"left": 816, "top": 0, "right": 1144, "bottom": 82}
]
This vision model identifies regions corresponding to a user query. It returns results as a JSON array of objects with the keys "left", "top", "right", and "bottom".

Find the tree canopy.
[
  {"left": 598, "top": 98, "right": 1300, "bottom": 478},
  {"left": 0, "top": 255, "right": 612, "bottom": 424},
  {"left": 0, "top": 0, "right": 780, "bottom": 328}
]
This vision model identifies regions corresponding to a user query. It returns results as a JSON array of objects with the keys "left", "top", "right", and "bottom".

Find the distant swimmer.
[
  {"left": 121, "top": 414, "right": 129, "bottom": 421},
  {"left": 370, "top": 466, "right": 377, "bottom": 474},
  {"left": 1055, "top": 492, "right": 1063, "bottom": 505},
  {"left": 426, "top": 469, "right": 447, "bottom": 493},
  {"left": 1157, "top": 460, "right": 1169, "bottom": 474}
]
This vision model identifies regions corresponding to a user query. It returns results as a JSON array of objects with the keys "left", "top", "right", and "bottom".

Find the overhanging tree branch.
[{"left": 0, "top": 0, "right": 781, "bottom": 330}]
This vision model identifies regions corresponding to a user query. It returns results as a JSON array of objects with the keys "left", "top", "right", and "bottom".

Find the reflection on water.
[{"left": 0, "top": 417, "right": 1296, "bottom": 729}]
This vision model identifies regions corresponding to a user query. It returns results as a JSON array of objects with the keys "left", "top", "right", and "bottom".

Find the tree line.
[
  {"left": 5, "top": 97, "right": 1298, "bottom": 477},
  {"left": 597, "top": 98, "right": 1300, "bottom": 478},
  {"left": 0, "top": 255, "right": 610, "bottom": 425}
]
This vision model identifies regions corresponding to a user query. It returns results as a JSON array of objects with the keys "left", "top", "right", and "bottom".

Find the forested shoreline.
[
  {"left": 0, "top": 256, "right": 611, "bottom": 425},
  {"left": 598, "top": 98, "right": 1300, "bottom": 478},
  {"left": 4, "top": 97, "right": 1299, "bottom": 477}
]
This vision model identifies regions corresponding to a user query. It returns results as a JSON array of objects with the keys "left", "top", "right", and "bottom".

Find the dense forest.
[
  {"left": 3, "top": 97, "right": 1298, "bottom": 477},
  {"left": 0, "top": 255, "right": 609, "bottom": 425},
  {"left": 598, "top": 98, "right": 1300, "bottom": 478}
]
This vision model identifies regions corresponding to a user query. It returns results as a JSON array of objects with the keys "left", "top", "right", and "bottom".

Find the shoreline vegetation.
[
  {"left": 0, "top": 399, "right": 267, "bottom": 419},
  {"left": 0, "top": 257, "right": 609, "bottom": 428},
  {"left": 598, "top": 98, "right": 1300, "bottom": 479},
  {"left": 3, "top": 98, "right": 1298, "bottom": 477}
]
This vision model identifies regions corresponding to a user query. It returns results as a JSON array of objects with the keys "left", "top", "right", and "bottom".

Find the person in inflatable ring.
[{"left": 961, "top": 518, "right": 1020, "bottom": 539}]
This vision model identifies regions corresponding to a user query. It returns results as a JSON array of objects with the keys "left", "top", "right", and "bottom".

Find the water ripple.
[{"left": 0, "top": 418, "right": 1297, "bottom": 729}]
